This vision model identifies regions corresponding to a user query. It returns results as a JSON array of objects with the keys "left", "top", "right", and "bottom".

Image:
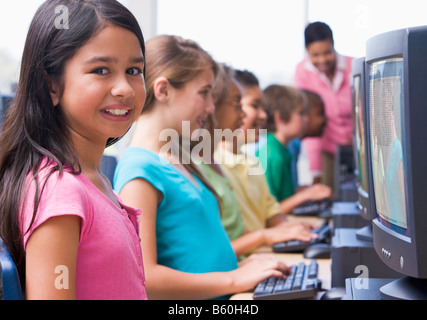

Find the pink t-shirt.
[
  {"left": 295, "top": 53, "right": 353, "bottom": 173},
  {"left": 21, "top": 161, "right": 147, "bottom": 300}
]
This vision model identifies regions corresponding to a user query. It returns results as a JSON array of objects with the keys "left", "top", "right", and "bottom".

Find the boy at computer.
[{"left": 256, "top": 84, "right": 332, "bottom": 210}]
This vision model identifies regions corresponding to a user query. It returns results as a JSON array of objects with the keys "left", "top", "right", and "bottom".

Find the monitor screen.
[
  {"left": 369, "top": 57, "right": 408, "bottom": 235},
  {"left": 353, "top": 74, "right": 369, "bottom": 195}
]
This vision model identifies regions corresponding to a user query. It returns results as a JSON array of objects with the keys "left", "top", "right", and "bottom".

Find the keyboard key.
[{"left": 305, "top": 279, "right": 316, "bottom": 289}]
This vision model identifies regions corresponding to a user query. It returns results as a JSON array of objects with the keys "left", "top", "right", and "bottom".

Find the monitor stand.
[
  {"left": 331, "top": 228, "right": 401, "bottom": 287},
  {"left": 331, "top": 201, "right": 370, "bottom": 230},
  {"left": 355, "top": 225, "right": 373, "bottom": 242},
  {"left": 344, "top": 277, "right": 427, "bottom": 300},
  {"left": 343, "top": 278, "right": 393, "bottom": 300},
  {"left": 379, "top": 277, "right": 427, "bottom": 300}
]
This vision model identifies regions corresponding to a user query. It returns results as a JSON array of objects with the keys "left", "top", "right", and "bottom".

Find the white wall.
[
  {"left": 308, "top": 0, "right": 427, "bottom": 59},
  {"left": 118, "top": 0, "right": 158, "bottom": 40},
  {"left": 156, "top": 0, "right": 307, "bottom": 88},
  {"left": 2, "top": 0, "right": 427, "bottom": 93}
]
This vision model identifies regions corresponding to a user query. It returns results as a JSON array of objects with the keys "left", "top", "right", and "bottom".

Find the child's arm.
[
  {"left": 231, "top": 224, "right": 317, "bottom": 257},
  {"left": 276, "top": 183, "right": 332, "bottom": 215},
  {"left": 25, "top": 215, "right": 80, "bottom": 300},
  {"left": 120, "top": 178, "right": 290, "bottom": 300}
]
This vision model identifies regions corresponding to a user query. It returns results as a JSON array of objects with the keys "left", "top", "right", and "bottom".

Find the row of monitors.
[
  {"left": 351, "top": 25, "right": 427, "bottom": 299},
  {"left": 0, "top": 94, "right": 13, "bottom": 128}
]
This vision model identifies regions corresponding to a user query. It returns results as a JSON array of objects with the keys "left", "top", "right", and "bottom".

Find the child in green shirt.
[{"left": 257, "top": 84, "right": 331, "bottom": 209}]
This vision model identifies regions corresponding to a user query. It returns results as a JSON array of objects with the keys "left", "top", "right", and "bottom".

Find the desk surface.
[{"left": 230, "top": 214, "right": 331, "bottom": 300}]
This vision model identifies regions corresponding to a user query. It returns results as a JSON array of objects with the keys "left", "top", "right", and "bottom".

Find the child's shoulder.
[
  {"left": 114, "top": 146, "right": 180, "bottom": 191},
  {"left": 28, "top": 159, "right": 90, "bottom": 200},
  {"left": 121, "top": 146, "right": 169, "bottom": 167}
]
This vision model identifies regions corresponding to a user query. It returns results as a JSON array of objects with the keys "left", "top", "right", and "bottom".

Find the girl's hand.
[
  {"left": 262, "top": 224, "right": 317, "bottom": 245},
  {"left": 303, "top": 183, "right": 332, "bottom": 201},
  {"left": 228, "top": 257, "right": 291, "bottom": 293}
]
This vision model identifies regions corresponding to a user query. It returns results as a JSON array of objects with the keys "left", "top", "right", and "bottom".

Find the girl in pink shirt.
[
  {"left": 0, "top": 0, "right": 147, "bottom": 300},
  {"left": 295, "top": 21, "right": 353, "bottom": 188}
]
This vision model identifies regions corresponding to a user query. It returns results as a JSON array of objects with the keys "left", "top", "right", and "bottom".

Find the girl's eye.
[
  {"left": 127, "top": 67, "right": 143, "bottom": 76},
  {"left": 92, "top": 67, "right": 109, "bottom": 75},
  {"left": 200, "top": 90, "right": 211, "bottom": 99}
]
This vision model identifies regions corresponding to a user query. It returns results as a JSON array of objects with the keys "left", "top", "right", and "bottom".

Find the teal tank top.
[{"left": 113, "top": 148, "right": 238, "bottom": 288}]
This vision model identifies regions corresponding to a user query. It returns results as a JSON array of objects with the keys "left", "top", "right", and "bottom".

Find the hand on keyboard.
[
  {"left": 253, "top": 260, "right": 322, "bottom": 300},
  {"left": 272, "top": 220, "right": 331, "bottom": 253},
  {"left": 229, "top": 255, "right": 291, "bottom": 294},
  {"left": 291, "top": 199, "right": 332, "bottom": 216},
  {"left": 302, "top": 183, "right": 332, "bottom": 202},
  {"left": 262, "top": 223, "right": 318, "bottom": 245}
]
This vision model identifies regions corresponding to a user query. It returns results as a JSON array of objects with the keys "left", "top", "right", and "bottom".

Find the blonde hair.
[
  {"left": 143, "top": 34, "right": 221, "bottom": 210},
  {"left": 263, "top": 85, "right": 304, "bottom": 132},
  {"left": 144, "top": 34, "right": 218, "bottom": 113}
]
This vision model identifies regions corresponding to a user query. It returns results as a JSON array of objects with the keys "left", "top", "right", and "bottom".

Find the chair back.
[{"left": 0, "top": 238, "right": 24, "bottom": 300}]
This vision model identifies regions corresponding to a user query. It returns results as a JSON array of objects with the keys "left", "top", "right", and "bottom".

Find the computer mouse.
[
  {"left": 320, "top": 287, "right": 347, "bottom": 300},
  {"left": 303, "top": 243, "right": 331, "bottom": 259}
]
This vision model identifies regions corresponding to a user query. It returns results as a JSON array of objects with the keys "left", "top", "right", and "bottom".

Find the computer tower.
[
  {"left": 342, "top": 278, "right": 394, "bottom": 300},
  {"left": 333, "top": 145, "right": 358, "bottom": 202},
  {"left": 331, "top": 228, "right": 401, "bottom": 287}
]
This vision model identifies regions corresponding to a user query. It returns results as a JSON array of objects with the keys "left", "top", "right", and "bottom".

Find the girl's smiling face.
[
  {"left": 168, "top": 68, "right": 216, "bottom": 136},
  {"left": 51, "top": 24, "right": 146, "bottom": 146}
]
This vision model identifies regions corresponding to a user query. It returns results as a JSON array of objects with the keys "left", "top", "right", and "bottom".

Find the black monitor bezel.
[{"left": 366, "top": 26, "right": 427, "bottom": 278}]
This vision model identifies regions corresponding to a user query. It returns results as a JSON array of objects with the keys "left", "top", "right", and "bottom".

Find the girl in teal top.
[
  {"left": 114, "top": 35, "right": 289, "bottom": 300},
  {"left": 114, "top": 147, "right": 238, "bottom": 274}
]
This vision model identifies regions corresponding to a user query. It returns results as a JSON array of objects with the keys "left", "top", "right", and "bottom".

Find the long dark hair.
[{"left": 0, "top": 0, "right": 145, "bottom": 293}]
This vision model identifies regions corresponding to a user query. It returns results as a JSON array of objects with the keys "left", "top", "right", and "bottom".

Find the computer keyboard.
[
  {"left": 291, "top": 200, "right": 332, "bottom": 217},
  {"left": 272, "top": 220, "right": 331, "bottom": 253},
  {"left": 253, "top": 260, "right": 322, "bottom": 300}
]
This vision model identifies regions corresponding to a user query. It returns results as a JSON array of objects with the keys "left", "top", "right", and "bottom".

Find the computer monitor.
[
  {"left": 0, "top": 94, "right": 13, "bottom": 129},
  {"left": 351, "top": 57, "right": 376, "bottom": 241},
  {"left": 366, "top": 26, "right": 427, "bottom": 299}
]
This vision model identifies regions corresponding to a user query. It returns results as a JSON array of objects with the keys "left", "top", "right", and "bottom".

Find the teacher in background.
[{"left": 294, "top": 21, "right": 353, "bottom": 190}]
